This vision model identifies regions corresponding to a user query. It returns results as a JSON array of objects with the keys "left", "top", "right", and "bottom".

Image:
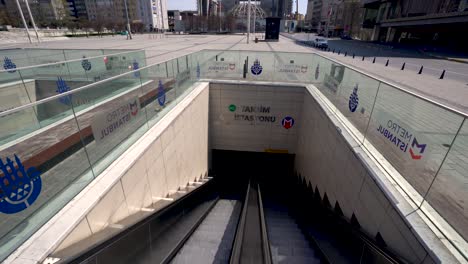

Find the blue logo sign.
[
  {"left": 133, "top": 60, "right": 140, "bottom": 77},
  {"left": 3, "top": 57, "right": 17, "bottom": 73},
  {"left": 56, "top": 77, "right": 72, "bottom": 105},
  {"left": 349, "top": 84, "right": 359, "bottom": 112},
  {"left": 81, "top": 56, "right": 92, "bottom": 71},
  {"left": 376, "top": 118, "right": 427, "bottom": 160},
  {"left": 315, "top": 64, "right": 319, "bottom": 80},
  {"left": 0, "top": 155, "right": 42, "bottom": 214},
  {"left": 157, "top": 80, "right": 166, "bottom": 106},
  {"left": 282, "top": 116, "right": 295, "bottom": 129},
  {"left": 196, "top": 62, "right": 200, "bottom": 79},
  {"left": 251, "top": 59, "right": 263, "bottom": 75}
]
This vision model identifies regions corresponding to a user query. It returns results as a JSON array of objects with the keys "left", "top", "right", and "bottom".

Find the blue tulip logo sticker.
[
  {"left": 157, "top": 80, "right": 166, "bottom": 106},
  {"left": 251, "top": 59, "right": 263, "bottom": 75},
  {"left": 56, "top": 77, "right": 72, "bottom": 105},
  {"left": 0, "top": 155, "right": 42, "bottom": 214},
  {"left": 133, "top": 60, "right": 140, "bottom": 77},
  {"left": 3, "top": 57, "right": 17, "bottom": 73},
  {"left": 81, "top": 56, "right": 92, "bottom": 71},
  {"left": 349, "top": 84, "right": 359, "bottom": 113}
]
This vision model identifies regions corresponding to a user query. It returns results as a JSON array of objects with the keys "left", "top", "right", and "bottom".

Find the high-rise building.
[
  {"left": 3, "top": 0, "right": 68, "bottom": 25},
  {"left": 361, "top": 0, "right": 468, "bottom": 48},
  {"left": 138, "top": 0, "right": 168, "bottom": 30},
  {"left": 66, "top": 0, "right": 88, "bottom": 19}
]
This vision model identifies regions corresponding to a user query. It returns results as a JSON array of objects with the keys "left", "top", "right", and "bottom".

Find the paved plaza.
[{"left": 4, "top": 33, "right": 468, "bottom": 114}]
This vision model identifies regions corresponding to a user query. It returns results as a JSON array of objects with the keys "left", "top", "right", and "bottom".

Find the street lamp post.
[
  {"left": 219, "top": 0, "right": 222, "bottom": 33},
  {"left": 253, "top": 0, "right": 256, "bottom": 37},
  {"left": 247, "top": 0, "right": 251, "bottom": 43},
  {"left": 23, "top": 0, "right": 40, "bottom": 43},
  {"left": 123, "top": 0, "right": 133, "bottom": 39},
  {"left": 14, "top": 0, "right": 32, "bottom": 44}
]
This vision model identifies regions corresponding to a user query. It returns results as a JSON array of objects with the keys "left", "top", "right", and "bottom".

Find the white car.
[{"left": 315, "top": 38, "right": 328, "bottom": 48}]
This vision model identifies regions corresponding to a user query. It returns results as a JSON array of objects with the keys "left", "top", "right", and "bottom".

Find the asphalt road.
[{"left": 290, "top": 33, "right": 468, "bottom": 85}]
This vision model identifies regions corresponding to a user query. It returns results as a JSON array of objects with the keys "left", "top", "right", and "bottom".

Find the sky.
[{"left": 167, "top": 0, "right": 307, "bottom": 14}]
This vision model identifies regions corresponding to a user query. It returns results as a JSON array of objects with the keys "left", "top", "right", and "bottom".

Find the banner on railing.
[{"left": 91, "top": 97, "right": 141, "bottom": 144}]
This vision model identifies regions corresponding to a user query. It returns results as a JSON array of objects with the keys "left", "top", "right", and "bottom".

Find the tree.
[
  {"left": 66, "top": 20, "right": 78, "bottom": 35},
  {"left": 92, "top": 10, "right": 107, "bottom": 37},
  {"left": 105, "top": 17, "right": 125, "bottom": 36},
  {"left": 131, "top": 21, "right": 144, "bottom": 33},
  {"left": 77, "top": 18, "right": 91, "bottom": 37}
]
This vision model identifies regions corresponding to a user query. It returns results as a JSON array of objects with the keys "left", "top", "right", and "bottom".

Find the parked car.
[
  {"left": 315, "top": 38, "right": 328, "bottom": 48},
  {"left": 340, "top": 34, "right": 352, "bottom": 40}
]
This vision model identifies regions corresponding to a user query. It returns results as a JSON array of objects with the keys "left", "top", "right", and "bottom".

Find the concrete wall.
[{"left": 209, "top": 82, "right": 304, "bottom": 153}]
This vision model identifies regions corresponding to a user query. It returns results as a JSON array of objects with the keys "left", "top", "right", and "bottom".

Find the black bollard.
[
  {"left": 353, "top": 53, "right": 355, "bottom": 59},
  {"left": 439, "top": 70, "right": 445, "bottom": 79},
  {"left": 385, "top": 59, "right": 389, "bottom": 66},
  {"left": 418, "top": 65, "right": 423, "bottom": 74},
  {"left": 372, "top": 57, "right": 376, "bottom": 63},
  {"left": 338, "top": 50, "right": 341, "bottom": 55},
  {"left": 344, "top": 52, "right": 347, "bottom": 57},
  {"left": 401, "top": 62, "right": 405, "bottom": 70},
  {"left": 333, "top": 49, "right": 335, "bottom": 53},
  {"left": 362, "top": 56, "right": 365, "bottom": 61}
]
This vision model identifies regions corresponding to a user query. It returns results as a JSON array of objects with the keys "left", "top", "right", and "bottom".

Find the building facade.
[
  {"left": 3, "top": 0, "right": 67, "bottom": 26},
  {"left": 66, "top": 0, "right": 88, "bottom": 19},
  {"left": 361, "top": 0, "right": 468, "bottom": 49}
]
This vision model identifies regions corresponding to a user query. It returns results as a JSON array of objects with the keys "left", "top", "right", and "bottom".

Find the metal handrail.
[
  {"left": 0, "top": 54, "right": 181, "bottom": 118},
  {"left": 229, "top": 180, "right": 251, "bottom": 264},
  {"left": 257, "top": 184, "right": 273, "bottom": 264},
  {"left": 0, "top": 49, "right": 144, "bottom": 73}
]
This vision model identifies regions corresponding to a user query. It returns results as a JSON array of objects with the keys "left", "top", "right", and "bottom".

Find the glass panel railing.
[
  {"left": 423, "top": 118, "right": 468, "bottom": 243},
  {"left": 0, "top": 54, "right": 196, "bottom": 261},
  {"left": 272, "top": 52, "right": 316, "bottom": 83},
  {"left": 1, "top": 49, "right": 30, "bottom": 69},
  {"left": 0, "top": 93, "right": 94, "bottom": 261},
  {"left": 364, "top": 83, "right": 464, "bottom": 202},
  {"left": 75, "top": 72, "right": 148, "bottom": 176},
  {"left": 63, "top": 49, "right": 104, "bottom": 61},
  {"left": 0, "top": 71, "right": 35, "bottom": 115},
  {"left": 0, "top": 50, "right": 146, "bottom": 108},
  {"left": 197, "top": 50, "right": 242, "bottom": 80},
  {"left": 25, "top": 49, "right": 67, "bottom": 66}
]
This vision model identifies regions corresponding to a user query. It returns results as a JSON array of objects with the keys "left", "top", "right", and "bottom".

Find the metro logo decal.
[
  {"left": 376, "top": 118, "right": 427, "bottom": 160},
  {"left": 409, "top": 138, "right": 426, "bottom": 160},
  {"left": 282, "top": 116, "right": 295, "bottom": 129}
]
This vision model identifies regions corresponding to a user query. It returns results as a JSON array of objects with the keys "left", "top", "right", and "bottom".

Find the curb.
[{"left": 419, "top": 49, "right": 468, "bottom": 64}]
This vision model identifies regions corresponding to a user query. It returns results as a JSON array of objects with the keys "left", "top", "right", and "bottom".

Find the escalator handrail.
[
  {"left": 229, "top": 180, "right": 251, "bottom": 264},
  {"left": 257, "top": 184, "right": 273, "bottom": 264}
]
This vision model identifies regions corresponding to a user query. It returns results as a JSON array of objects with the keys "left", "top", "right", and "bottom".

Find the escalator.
[{"left": 64, "top": 153, "right": 404, "bottom": 264}]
